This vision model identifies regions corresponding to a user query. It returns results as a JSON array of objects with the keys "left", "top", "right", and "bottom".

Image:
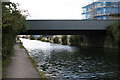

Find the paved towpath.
[{"left": 5, "top": 44, "right": 39, "bottom": 78}]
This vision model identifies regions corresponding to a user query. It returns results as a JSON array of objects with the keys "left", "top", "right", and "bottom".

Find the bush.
[
  {"left": 69, "top": 35, "right": 83, "bottom": 46},
  {"left": 62, "top": 35, "right": 67, "bottom": 45},
  {"left": 19, "top": 44, "right": 24, "bottom": 48},
  {"left": 45, "top": 40, "right": 50, "bottom": 42},
  {"left": 30, "top": 35, "right": 35, "bottom": 40},
  {"left": 69, "top": 35, "right": 77, "bottom": 46},
  {"left": 107, "top": 22, "right": 120, "bottom": 47},
  {"left": 37, "top": 37, "right": 42, "bottom": 40},
  {"left": 41, "top": 39, "right": 50, "bottom": 42},
  {"left": 53, "top": 37, "right": 59, "bottom": 44}
]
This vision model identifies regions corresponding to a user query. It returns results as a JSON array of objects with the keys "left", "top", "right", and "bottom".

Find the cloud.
[{"left": 10, "top": 0, "right": 93, "bottom": 20}]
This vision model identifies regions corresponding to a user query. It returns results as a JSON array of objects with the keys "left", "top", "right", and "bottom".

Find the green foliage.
[
  {"left": 2, "top": 2, "right": 27, "bottom": 34},
  {"left": 53, "top": 37, "right": 59, "bottom": 44},
  {"left": 45, "top": 40, "right": 50, "bottom": 42},
  {"left": 37, "top": 37, "right": 42, "bottom": 40},
  {"left": 69, "top": 35, "right": 83, "bottom": 46},
  {"left": 28, "top": 56, "right": 50, "bottom": 80},
  {"left": 62, "top": 35, "right": 67, "bottom": 45},
  {"left": 2, "top": 2, "right": 27, "bottom": 59},
  {"left": 41, "top": 39, "right": 49, "bottom": 42},
  {"left": 30, "top": 35, "right": 35, "bottom": 40},
  {"left": 107, "top": 22, "right": 120, "bottom": 46},
  {"left": 70, "top": 35, "right": 78, "bottom": 46},
  {"left": 19, "top": 44, "right": 24, "bottom": 48}
]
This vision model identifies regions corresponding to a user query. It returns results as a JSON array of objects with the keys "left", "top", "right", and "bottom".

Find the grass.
[
  {"left": 28, "top": 56, "right": 51, "bottom": 80},
  {"left": 19, "top": 44, "right": 24, "bottom": 48}
]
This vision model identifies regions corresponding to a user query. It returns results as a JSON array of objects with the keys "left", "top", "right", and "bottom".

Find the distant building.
[{"left": 82, "top": 0, "right": 120, "bottom": 20}]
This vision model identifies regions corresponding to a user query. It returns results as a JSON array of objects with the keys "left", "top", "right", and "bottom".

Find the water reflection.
[{"left": 20, "top": 38, "right": 120, "bottom": 79}]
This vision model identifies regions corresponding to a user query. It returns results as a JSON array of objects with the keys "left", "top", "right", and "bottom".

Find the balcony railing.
[{"left": 82, "top": 5, "right": 120, "bottom": 14}]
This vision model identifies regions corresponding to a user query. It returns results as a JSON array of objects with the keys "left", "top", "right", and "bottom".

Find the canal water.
[{"left": 20, "top": 38, "right": 120, "bottom": 79}]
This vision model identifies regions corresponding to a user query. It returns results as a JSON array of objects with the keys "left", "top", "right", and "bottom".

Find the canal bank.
[
  {"left": 19, "top": 40, "right": 52, "bottom": 79},
  {"left": 21, "top": 43, "right": 52, "bottom": 80}
]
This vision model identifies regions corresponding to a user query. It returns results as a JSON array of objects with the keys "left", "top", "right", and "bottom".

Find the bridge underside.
[
  {"left": 20, "top": 30, "right": 106, "bottom": 35},
  {"left": 20, "top": 30, "right": 106, "bottom": 47}
]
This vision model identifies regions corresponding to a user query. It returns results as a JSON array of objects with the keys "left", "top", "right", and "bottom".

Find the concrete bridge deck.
[
  {"left": 21, "top": 20, "right": 118, "bottom": 35},
  {"left": 27, "top": 20, "right": 117, "bottom": 30}
]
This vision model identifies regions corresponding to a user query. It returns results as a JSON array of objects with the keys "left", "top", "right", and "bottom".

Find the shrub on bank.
[
  {"left": 41, "top": 39, "right": 50, "bottom": 42},
  {"left": 30, "top": 35, "right": 35, "bottom": 40},
  {"left": 53, "top": 37, "right": 59, "bottom": 44},
  {"left": 19, "top": 44, "right": 24, "bottom": 48},
  {"left": 69, "top": 35, "right": 84, "bottom": 46},
  {"left": 62, "top": 35, "right": 67, "bottom": 45},
  {"left": 107, "top": 22, "right": 120, "bottom": 48},
  {"left": 37, "top": 37, "right": 42, "bottom": 40},
  {"left": 69, "top": 35, "right": 78, "bottom": 46}
]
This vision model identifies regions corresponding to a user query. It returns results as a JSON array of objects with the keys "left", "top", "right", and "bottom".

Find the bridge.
[
  {"left": 22, "top": 20, "right": 117, "bottom": 35},
  {"left": 21, "top": 20, "right": 118, "bottom": 47}
]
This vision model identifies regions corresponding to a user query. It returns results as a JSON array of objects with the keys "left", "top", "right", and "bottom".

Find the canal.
[{"left": 20, "top": 38, "right": 120, "bottom": 79}]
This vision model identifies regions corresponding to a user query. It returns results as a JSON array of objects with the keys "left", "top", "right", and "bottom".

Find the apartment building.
[{"left": 82, "top": 0, "right": 120, "bottom": 20}]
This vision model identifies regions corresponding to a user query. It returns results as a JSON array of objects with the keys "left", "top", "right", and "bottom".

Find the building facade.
[{"left": 82, "top": 0, "right": 120, "bottom": 20}]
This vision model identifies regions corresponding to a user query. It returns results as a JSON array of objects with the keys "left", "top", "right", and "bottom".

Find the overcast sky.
[{"left": 10, "top": 0, "right": 94, "bottom": 20}]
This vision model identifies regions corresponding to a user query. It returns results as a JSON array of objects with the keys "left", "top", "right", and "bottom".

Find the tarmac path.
[{"left": 5, "top": 44, "right": 39, "bottom": 78}]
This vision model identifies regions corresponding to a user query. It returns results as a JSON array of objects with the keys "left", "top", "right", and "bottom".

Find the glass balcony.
[{"left": 82, "top": 1, "right": 120, "bottom": 19}]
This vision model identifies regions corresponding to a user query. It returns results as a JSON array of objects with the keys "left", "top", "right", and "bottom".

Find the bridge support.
[{"left": 85, "top": 35, "right": 105, "bottom": 47}]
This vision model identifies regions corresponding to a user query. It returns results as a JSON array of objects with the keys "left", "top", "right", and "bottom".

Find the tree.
[{"left": 2, "top": 2, "right": 28, "bottom": 59}]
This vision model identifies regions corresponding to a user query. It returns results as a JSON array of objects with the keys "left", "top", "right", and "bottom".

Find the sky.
[{"left": 10, "top": 0, "right": 94, "bottom": 20}]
